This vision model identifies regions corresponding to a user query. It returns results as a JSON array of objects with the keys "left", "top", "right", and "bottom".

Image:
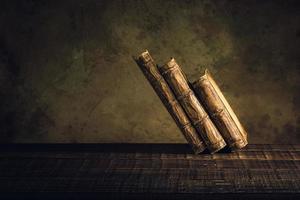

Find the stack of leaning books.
[{"left": 133, "top": 50, "right": 248, "bottom": 154}]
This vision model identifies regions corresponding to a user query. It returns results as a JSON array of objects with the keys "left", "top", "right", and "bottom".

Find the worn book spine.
[
  {"left": 192, "top": 70, "right": 248, "bottom": 150},
  {"left": 133, "top": 51, "right": 206, "bottom": 154},
  {"left": 159, "top": 59, "right": 226, "bottom": 153}
]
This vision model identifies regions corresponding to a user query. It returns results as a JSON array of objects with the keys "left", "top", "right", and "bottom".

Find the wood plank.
[{"left": 1, "top": 150, "right": 300, "bottom": 161}]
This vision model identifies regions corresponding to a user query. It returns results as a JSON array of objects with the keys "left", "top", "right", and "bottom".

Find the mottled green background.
[{"left": 0, "top": 0, "right": 299, "bottom": 143}]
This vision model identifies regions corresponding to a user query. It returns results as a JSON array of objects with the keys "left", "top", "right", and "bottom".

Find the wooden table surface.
[{"left": 0, "top": 144, "right": 299, "bottom": 199}]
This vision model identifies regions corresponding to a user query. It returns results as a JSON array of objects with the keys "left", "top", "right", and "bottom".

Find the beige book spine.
[
  {"left": 133, "top": 51, "right": 206, "bottom": 154},
  {"left": 159, "top": 59, "right": 226, "bottom": 153},
  {"left": 192, "top": 70, "right": 248, "bottom": 150}
]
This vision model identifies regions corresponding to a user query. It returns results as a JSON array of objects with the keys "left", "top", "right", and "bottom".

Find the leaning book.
[
  {"left": 133, "top": 51, "right": 206, "bottom": 154},
  {"left": 192, "top": 69, "right": 248, "bottom": 150},
  {"left": 159, "top": 59, "right": 226, "bottom": 153}
]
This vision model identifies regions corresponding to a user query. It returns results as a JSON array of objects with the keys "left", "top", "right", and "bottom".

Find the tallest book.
[{"left": 133, "top": 50, "right": 206, "bottom": 154}]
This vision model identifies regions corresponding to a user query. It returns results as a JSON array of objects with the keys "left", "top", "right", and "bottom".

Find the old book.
[
  {"left": 159, "top": 59, "right": 226, "bottom": 153},
  {"left": 192, "top": 70, "right": 248, "bottom": 150},
  {"left": 133, "top": 51, "right": 206, "bottom": 154}
]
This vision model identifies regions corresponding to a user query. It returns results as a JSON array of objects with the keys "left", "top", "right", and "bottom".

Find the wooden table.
[{"left": 0, "top": 144, "right": 299, "bottom": 199}]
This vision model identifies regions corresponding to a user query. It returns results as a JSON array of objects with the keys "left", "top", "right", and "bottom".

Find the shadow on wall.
[{"left": 0, "top": 0, "right": 299, "bottom": 143}]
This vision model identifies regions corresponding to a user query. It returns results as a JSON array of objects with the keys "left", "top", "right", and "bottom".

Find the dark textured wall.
[{"left": 0, "top": 0, "right": 299, "bottom": 143}]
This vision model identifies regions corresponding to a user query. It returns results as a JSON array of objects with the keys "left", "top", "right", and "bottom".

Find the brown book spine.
[
  {"left": 133, "top": 51, "right": 206, "bottom": 154},
  {"left": 159, "top": 59, "right": 226, "bottom": 153},
  {"left": 192, "top": 70, "right": 248, "bottom": 150}
]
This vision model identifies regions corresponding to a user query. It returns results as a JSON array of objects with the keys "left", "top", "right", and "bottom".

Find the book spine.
[
  {"left": 160, "top": 59, "right": 226, "bottom": 153},
  {"left": 133, "top": 51, "right": 206, "bottom": 154},
  {"left": 192, "top": 70, "right": 248, "bottom": 150}
]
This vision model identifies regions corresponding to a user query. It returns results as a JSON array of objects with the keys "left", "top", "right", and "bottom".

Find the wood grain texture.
[
  {"left": 133, "top": 51, "right": 205, "bottom": 154},
  {"left": 160, "top": 59, "right": 226, "bottom": 153},
  {"left": 0, "top": 144, "right": 299, "bottom": 199},
  {"left": 192, "top": 70, "right": 248, "bottom": 150}
]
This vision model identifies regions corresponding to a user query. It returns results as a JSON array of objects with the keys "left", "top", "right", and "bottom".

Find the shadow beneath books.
[
  {"left": 0, "top": 143, "right": 206, "bottom": 154},
  {"left": 0, "top": 143, "right": 237, "bottom": 154},
  {"left": 217, "top": 146, "right": 233, "bottom": 153}
]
